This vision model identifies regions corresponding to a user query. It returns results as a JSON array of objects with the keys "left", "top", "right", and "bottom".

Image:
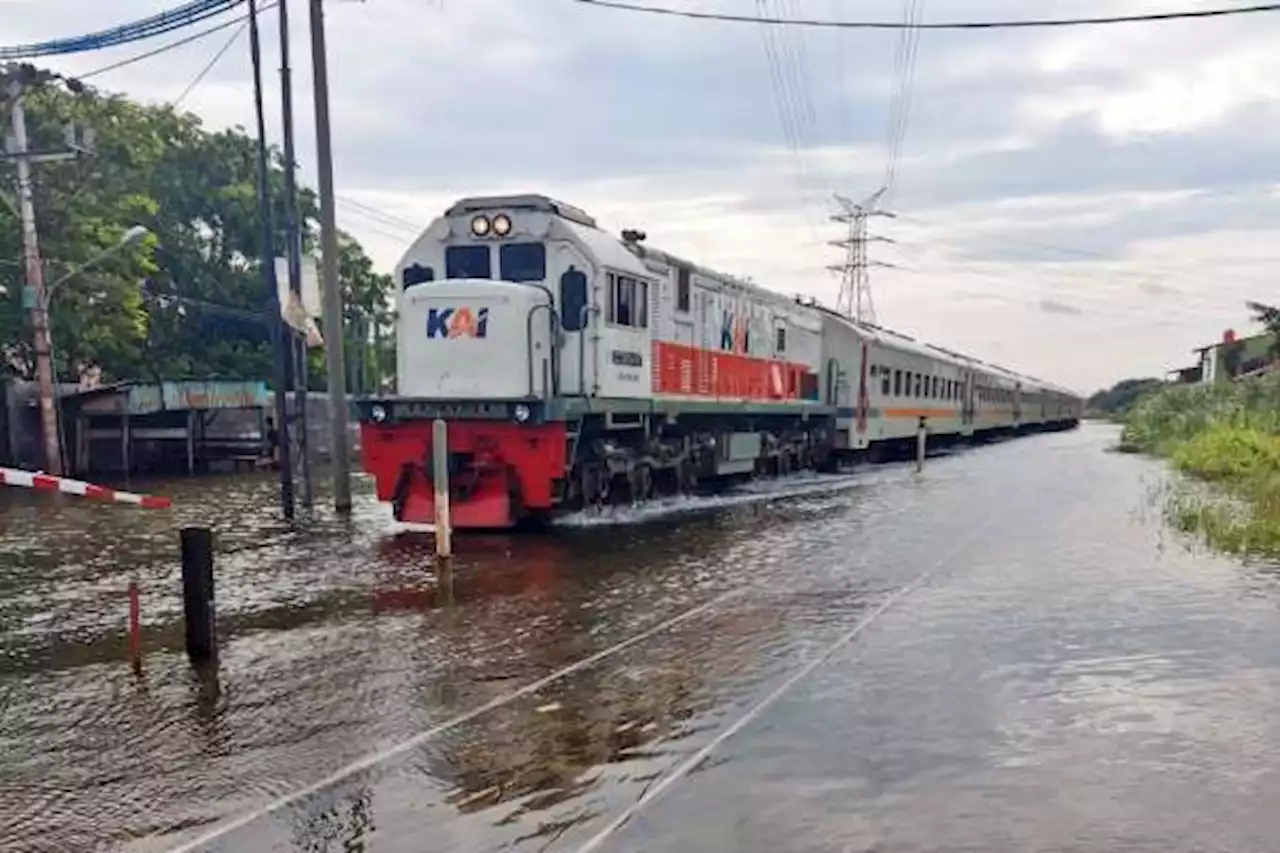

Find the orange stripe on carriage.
[{"left": 881, "top": 407, "right": 960, "bottom": 419}]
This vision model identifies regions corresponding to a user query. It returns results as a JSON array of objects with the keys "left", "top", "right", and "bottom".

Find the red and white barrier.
[{"left": 0, "top": 466, "right": 171, "bottom": 509}]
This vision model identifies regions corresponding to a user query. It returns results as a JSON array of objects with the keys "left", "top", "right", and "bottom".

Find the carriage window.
[
  {"left": 881, "top": 368, "right": 891, "bottom": 396},
  {"left": 560, "top": 268, "right": 588, "bottom": 332},
  {"left": 445, "top": 245, "right": 490, "bottom": 279},
  {"left": 676, "top": 266, "right": 691, "bottom": 312},
  {"left": 894, "top": 369, "right": 902, "bottom": 396},
  {"left": 499, "top": 242, "right": 546, "bottom": 282},
  {"left": 914, "top": 373, "right": 922, "bottom": 397},
  {"left": 402, "top": 263, "right": 433, "bottom": 289},
  {"left": 932, "top": 377, "right": 939, "bottom": 398},
  {"left": 775, "top": 326, "right": 786, "bottom": 354}
]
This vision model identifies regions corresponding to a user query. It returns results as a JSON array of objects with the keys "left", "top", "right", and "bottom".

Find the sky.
[{"left": 9, "top": 0, "right": 1280, "bottom": 393}]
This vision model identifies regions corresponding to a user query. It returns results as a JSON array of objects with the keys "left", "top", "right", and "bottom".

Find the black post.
[
  {"left": 180, "top": 526, "right": 217, "bottom": 664},
  {"left": 278, "top": 0, "right": 313, "bottom": 509},
  {"left": 248, "top": 0, "right": 295, "bottom": 520}
]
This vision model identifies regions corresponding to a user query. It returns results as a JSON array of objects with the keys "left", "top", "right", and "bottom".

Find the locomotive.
[{"left": 355, "top": 194, "right": 1082, "bottom": 528}]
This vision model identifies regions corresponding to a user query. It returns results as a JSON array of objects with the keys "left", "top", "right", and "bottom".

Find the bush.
[{"left": 1124, "top": 373, "right": 1280, "bottom": 555}]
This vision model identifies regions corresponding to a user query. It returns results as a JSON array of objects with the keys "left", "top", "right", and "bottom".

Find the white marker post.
[
  {"left": 432, "top": 418, "right": 452, "bottom": 561},
  {"left": 916, "top": 416, "right": 927, "bottom": 472}
]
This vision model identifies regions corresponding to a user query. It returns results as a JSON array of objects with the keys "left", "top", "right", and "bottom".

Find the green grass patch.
[{"left": 1124, "top": 374, "right": 1280, "bottom": 555}]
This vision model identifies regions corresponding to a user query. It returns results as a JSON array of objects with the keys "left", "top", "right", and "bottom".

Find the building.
[{"left": 1191, "top": 329, "right": 1277, "bottom": 385}]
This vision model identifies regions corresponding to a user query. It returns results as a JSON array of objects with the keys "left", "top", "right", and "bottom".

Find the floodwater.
[{"left": 5, "top": 423, "right": 1280, "bottom": 852}]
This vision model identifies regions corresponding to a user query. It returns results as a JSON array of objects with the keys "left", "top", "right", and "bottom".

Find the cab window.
[
  {"left": 445, "top": 245, "right": 490, "bottom": 279},
  {"left": 607, "top": 273, "right": 648, "bottom": 329},
  {"left": 499, "top": 242, "right": 546, "bottom": 283}
]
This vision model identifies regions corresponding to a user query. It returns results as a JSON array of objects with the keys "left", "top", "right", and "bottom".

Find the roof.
[
  {"left": 69, "top": 380, "right": 270, "bottom": 415},
  {"left": 446, "top": 194, "right": 597, "bottom": 229}
]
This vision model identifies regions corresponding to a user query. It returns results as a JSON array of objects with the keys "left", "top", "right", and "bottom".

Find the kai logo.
[{"left": 426, "top": 306, "right": 490, "bottom": 339}]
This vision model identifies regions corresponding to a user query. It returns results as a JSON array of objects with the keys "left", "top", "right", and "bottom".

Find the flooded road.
[{"left": 5, "top": 423, "right": 1280, "bottom": 851}]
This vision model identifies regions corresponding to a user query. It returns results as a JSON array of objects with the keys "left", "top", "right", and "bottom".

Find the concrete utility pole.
[
  {"left": 1, "top": 64, "right": 90, "bottom": 475},
  {"left": 309, "top": 0, "right": 353, "bottom": 513},
  {"left": 278, "top": 0, "right": 313, "bottom": 508},
  {"left": 829, "top": 188, "right": 897, "bottom": 325}
]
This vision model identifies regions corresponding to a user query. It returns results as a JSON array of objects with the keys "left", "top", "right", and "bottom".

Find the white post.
[
  {"left": 916, "top": 416, "right": 927, "bottom": 472},
  {"left": 432, "top": 418, "right": 452, "bottom": 559}
]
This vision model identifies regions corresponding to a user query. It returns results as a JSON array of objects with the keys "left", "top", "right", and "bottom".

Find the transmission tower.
[{"left": 828, "top": 188, "right": 896, "bottom": 324}]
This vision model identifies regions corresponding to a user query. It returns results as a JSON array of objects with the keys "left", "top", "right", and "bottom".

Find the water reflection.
[{"left": 17, "top": 427, "right": 1267, "bottom": 853}]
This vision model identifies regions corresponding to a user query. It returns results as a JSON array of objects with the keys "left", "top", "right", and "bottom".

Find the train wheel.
[
  {"left": 580, "top": 464, "right": 607, "bottom": 508},
  {"left": 632, "top": 464, "right": 653, "bottom": 503}
]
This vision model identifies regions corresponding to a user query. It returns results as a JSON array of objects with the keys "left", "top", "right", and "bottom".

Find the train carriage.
[{"left": 357, "top": 194, "right": 1082, "bottom": 529}]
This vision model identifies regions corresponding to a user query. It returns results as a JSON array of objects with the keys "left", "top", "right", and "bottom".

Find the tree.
[
  {"left": 0, "top": 72, "right": 394, "bottom": 386},
  {"left": 1247, "top": 300, "right": 1280, "bottom": 361},
  {"left": 1086, "top": 377, "right": 1163, "bottom": 416}
]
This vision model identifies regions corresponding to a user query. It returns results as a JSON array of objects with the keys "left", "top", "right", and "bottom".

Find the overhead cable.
[
  {"left": 81, "top": 3, "right": 276, "bottom": 81},
  {"left": 0, "top": 0, "right": 243, "bottom": 60},
  {"left": 174, "top": 21, "right": 248, "bottom": 106},
  {"left": 570, "top": 0, "right": 1280, "bottom": 30}
]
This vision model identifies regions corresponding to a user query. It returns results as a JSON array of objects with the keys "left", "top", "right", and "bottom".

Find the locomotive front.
[{"left": 356, "top": 197, "right": 583, "bottom": 528}]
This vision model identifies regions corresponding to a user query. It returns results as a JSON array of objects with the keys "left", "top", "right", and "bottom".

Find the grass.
[{"left": 1123, "top": 373, "right": 1280, "bottom": 555}]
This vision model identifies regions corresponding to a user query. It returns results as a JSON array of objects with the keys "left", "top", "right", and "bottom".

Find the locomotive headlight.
[
  {"left": 513, "top": 403, "right": 531, "bottom": 423},
  {"left": 492, "top": 214, "right": 512, "bottom": 237},
  {"left": 370, "top": 404, "right": 387, "bottom": 423},
  {"left": 470, "top": 215, "right": 491, "bottom": 237}
]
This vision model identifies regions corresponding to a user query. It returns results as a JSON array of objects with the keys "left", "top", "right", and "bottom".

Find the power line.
[
  {"left": 174, "top": 21, "right": 247, "bottom": 106},
  {"left": 335, "top": 195, "right": 424, "bottom": 232},
  {"left": 0, "top": 0, "right": 242, "bottom": 60},
  {"left": 81, "top": 4, "right": 276, "bottom": 81},
  {"left": 569, "top": 0, "right": 1280, "bottom": 30}
]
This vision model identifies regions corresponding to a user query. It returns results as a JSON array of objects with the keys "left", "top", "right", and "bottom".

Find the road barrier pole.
[
  {"left": 180, "top": 527, "right": 217, "bottom": 665},
  {"left": 432, "top": 419, "right": 453, "bottom": 564}
]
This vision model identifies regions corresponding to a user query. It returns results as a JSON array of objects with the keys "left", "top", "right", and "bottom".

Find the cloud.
[{"left": 10, "top": 0, "right": 1280, "bottom": 391}]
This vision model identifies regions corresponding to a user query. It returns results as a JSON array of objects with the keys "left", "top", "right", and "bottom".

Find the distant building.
[{"left": 1193, "top": 328, "right": 1277, "bottom": 385}]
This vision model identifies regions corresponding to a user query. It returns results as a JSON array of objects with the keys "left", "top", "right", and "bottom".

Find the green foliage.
[
  {"left": 1085, "top": 377, "right": 1163, "bottom": 418},
  {"left": 0, "top": 74, "right": 395, "bottom": 385},
  {"left": 1124, "top": 374, "right": 1280, "bottom": 554}
]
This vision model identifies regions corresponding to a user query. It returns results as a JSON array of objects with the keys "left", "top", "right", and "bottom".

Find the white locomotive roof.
[
  {"left": 446, "top": 194, "right": 598, "bottom": 229},
  {"left": 561, "top": 219, "right": 654, "bottom": 279}
]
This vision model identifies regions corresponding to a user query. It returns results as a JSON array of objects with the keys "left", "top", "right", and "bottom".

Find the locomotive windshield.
[
  {"left": 499, "top": 242, "right": 547, "bottom": 282},
  {"left": 445, "top": 245, "right": 491, "bottom": 279}
]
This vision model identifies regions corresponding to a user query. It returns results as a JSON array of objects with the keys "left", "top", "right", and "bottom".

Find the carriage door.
[
  {"left": 558, "top": 264, "right": 591, "bottom": 396},
  {"left": 962, "top": 371, "right": 975, "bottom": 432},
  {"left": 698, "top": 291, "right": 712, "bottom": 396}
]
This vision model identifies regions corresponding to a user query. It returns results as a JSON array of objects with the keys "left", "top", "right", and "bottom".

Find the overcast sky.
[{"left": 11, "top": 0, "right": 1280, "bottom": 392}]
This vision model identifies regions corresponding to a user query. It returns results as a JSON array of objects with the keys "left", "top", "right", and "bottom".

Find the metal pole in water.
[
  {"left": 432, "top": 419, "right": 452, "bottom": 562},
  {"left": 180, "top": 527, "right": 217, "bottom": 665},
  {"left": 127, "top": 580, "right": 141, "bottom": 669},
  {"left": 916, "top": 416, "right": 927, "bottom": 472}
]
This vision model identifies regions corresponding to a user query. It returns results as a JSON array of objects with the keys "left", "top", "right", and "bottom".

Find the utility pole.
[
  {"left": 309, "top": 0, "right": 353, "bottom": 512},
  {"left": 1, "top": 64, "right": 90, "bottom": 476},
  {"left": 278, "top": 0, "right": 313, "bottom": 508},
  {"left": 248, "top": 0, "right": 296, "bottom": 520},
  {"left": 829, "top": 189, "right": 896, "bottom": 325}
]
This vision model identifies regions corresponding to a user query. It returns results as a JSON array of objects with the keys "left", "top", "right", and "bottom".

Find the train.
[{"left": 355, "top": 194, "right": 1082, "bottom": 529}]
